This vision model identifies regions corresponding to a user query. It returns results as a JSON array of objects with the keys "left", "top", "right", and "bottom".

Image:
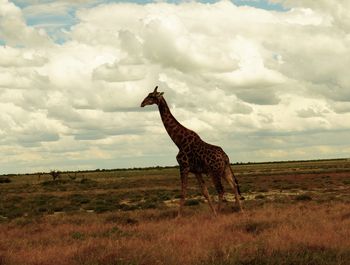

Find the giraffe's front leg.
[
  {"left": 210, "top": 173, "right": 224, "bottom": 214},
  {"left": 178, "top": 167, "right": 189, "bottom": 217}
]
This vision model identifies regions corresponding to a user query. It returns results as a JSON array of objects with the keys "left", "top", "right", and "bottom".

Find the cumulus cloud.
[
  {"left": 0, "top": 0, "right": 52, "bottom": 47},
  {"left": 0, "top": 46, "right": 47, "bottom": 67},
  {"left": 297, "top": 108, "right": 325, "bottom": 118},
  {"left": 93, "top": 62, "right": 146, "bottom": 82},
  {"left": 272, "top": 0, "right": 350, "bottom": 30},
  {"left": 329, "top": 101, "right": 350, "bottom": 114},
  {"left": 0, "top": 0, "right": 350, "bottom": 174}
]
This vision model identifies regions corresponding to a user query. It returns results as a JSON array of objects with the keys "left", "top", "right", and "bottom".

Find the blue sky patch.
[{"left": 232, "top": 0, "right": 287, "bottom": 11}]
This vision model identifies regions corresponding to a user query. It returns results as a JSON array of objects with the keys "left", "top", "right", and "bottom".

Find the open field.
[{"left": 1, "top": 159, "right": 350, "bottom": 265}]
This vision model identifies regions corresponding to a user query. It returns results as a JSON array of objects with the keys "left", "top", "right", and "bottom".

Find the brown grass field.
[{"left": 1, "top": 159, "right": 350, "bottom": 265}]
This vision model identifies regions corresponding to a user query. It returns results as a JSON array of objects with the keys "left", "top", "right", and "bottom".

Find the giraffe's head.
[{"left": 140, "top": 86, "right": 164, "bottom": 107}]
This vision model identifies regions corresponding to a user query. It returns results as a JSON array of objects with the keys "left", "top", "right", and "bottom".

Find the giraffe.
[{"left": 141, "top": 86, "right": 243, "bottom": 216}]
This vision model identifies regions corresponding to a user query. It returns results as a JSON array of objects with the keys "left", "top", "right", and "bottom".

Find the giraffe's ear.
[{"left": 159, "top": 92, "right": 164, "bottom": 96}]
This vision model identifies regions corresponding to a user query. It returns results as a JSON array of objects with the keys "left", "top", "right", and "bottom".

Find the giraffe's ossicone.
[{"left": 141, "top": 86, "right": 243, "bottom": 216}]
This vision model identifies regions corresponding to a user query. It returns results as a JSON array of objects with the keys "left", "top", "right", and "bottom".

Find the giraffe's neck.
[{"left": 158, "top": 97, "right": 194, "bottom": 148}]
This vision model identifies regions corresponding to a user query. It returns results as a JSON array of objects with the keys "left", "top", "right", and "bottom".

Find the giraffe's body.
[
  {"left": 158, "top": 96, "right": 229, "bottom": 176},
  {"left": 141, "top": 87, "right": 243, "bottom": 215}
]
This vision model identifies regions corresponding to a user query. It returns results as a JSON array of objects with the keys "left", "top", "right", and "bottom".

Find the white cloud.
[
  {"left": 93, "top": 62, "right": 146, "bottom": 82},
  {"left": 297, "top": 105, "right": 330, "bottom": 118},
  {"left": 0, "top": 0, "right": 51, "bottom": 47},
  {"left": 0, "top": 0, "right": 350, "bottom": 174},
  {"left": 0, "top": 46, "right": 47, "bottom": 67},
  {"left": 272, "top": 0, "right": 350, "bottom": 30}
]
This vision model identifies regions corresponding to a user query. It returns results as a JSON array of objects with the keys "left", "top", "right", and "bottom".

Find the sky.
[{"left": 0, "top": 0, "right": 350, "bottom": 174}]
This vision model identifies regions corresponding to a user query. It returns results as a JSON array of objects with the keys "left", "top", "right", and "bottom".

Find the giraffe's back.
[{"left": 187, "top": 139, "right": 229, "bottom": 174}]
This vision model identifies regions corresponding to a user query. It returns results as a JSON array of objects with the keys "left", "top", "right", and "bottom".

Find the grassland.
[{"left": 1, "top": 159, "right": 350, "bottom": 265}]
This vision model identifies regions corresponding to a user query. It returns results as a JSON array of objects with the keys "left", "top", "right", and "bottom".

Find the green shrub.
[
  {"left": 41, "top": 179, "right": 69, "bottom": 186},
  {"left": 96, "top": 226, "right": 131, "bottom": 238},
  {"left": 0, "top": 177, "right": 11, "bottom": 183},
  {"left": 295, "top": 194, "right": 312, "bottom": 201},
  {"left": 69, "top": 193, "right": 90, "bottom": 204},
  {"left": 184, "top": 199, "right": 200, "bottom": 206},
  {"left": 343, "top": 180, "right": 350, "bottom": 185},
  {"left": 80, "top": 178, "right": 97, "bottom": 185},
  {"left": 118, "top": 203, "right": 139, "bottom": 211},
  {"left": 240, "top": 184, "right": 253, "bottom": 193},
  {"left": 255, "top": 194, "right": 265, "bottom": 200},
  {"left": 71, "top": 231, "right": 85, "bottom": 240},
  {"left": 242, "top": 220, "right": 273, "bottom": 235},
  {"left": 104, "top": 214, "right": 138, "bottom": 225},
  {"left": 3, "top": 207, "right": 24, "bottom": 218}
]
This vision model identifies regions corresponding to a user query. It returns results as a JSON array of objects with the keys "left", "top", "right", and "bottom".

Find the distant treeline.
[
  {"left": 232, "top": 158, "right": 349, "bottom": 165},
  {"left": 2, "top": 165, "right": 180, "bottom": 177},
  {"left": 2, "top": 158, "right": 349, "bottom": 177}
]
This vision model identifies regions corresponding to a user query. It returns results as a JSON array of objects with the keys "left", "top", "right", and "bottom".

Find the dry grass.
[
  {"left": 1, "top": 202, "right": 350, "bottom": 265},
  {"left": 1, "top": 159, "right": 350, "bottom": 265}
]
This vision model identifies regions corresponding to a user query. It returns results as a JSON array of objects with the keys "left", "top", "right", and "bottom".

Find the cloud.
[
  {"left": 269, "top": 0, "right": 350, "bottom": 105},
  {"left": 236, "top": 88, "right": 281, "bottom": 105},
  {"left": 0, "top": 46, "right": 47, "bottom": 67},
  {"left": 93, "top": 62, "right": 146, "bottom": 82},
  {"left": 0, "top": 0, "right": 52, "bottom": 47},
  {"left": 0, "top": 102, "right": 65, "bottom": 146},
  {"left": 297, "top": 106, "right": 329, "bottom": 118},
  {"left": 271, "top": 0, "right": 350, "bottom": 30},
  {"left": 329, "top": 101, "right": 350, "bottom": 114},
  {"left": 1, "top": 0, "right": 350, "bottom": 174}
]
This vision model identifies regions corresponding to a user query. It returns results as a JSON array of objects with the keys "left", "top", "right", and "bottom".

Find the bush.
[
  {"left": 69, "top": 194, "right": 90, "bottom": 204},
  {"left": 295, "top": 194, "right": 312, "bottom": 201},
  {"left": 255, "top": 194, "right": 265, "bottom": 200},
  {"left": 0, "top": 177, "right": 11, "bottom": 183},
  {"left": 242, "top": 220, "right": 273, "bottom": 235},
  {"left": 80, "top": 178, "right": 98, "bottom": 187},
  {"left": 41, "top": 179, "right": 69, "bottom": 186},
  {"left": 184, "top": 199, "right": 200, "bottom": 206},
  {"left": 50, "top": 170, "right": 61, "bottom": 180},
  {"left": 343, "top": 180, "right": 350, "bottom": 185},
  {"left": 104, "top": 214, "right": 138, "bottom": 225},
  {"left": 71, "top": 231, "right": 85, "bottom": 240}
]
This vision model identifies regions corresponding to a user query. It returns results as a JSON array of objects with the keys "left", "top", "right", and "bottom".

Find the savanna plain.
[{"left": 1, "top": 159, "right": 350, "bottom": 265}]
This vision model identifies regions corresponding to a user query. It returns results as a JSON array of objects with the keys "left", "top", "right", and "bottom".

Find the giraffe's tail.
[{"left": 229, "top": 165, "right": 245, "bottom": 200}]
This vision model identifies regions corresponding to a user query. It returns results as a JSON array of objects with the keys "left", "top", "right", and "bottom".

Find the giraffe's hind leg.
[
  {"left": 224, "top": 166, "right": 243, "bottom": 212},
  {"left": 217, "top": 191, "right": 224, "bottom": 213},
  {"left": 209, "top": 172, "right": 225, "bottom": 213},
  {"left": 195, "top": 174, "right": 217, "bottom": 216},
  {"left": 176, "top": 152, "right": 190, "bottom": 217}
]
